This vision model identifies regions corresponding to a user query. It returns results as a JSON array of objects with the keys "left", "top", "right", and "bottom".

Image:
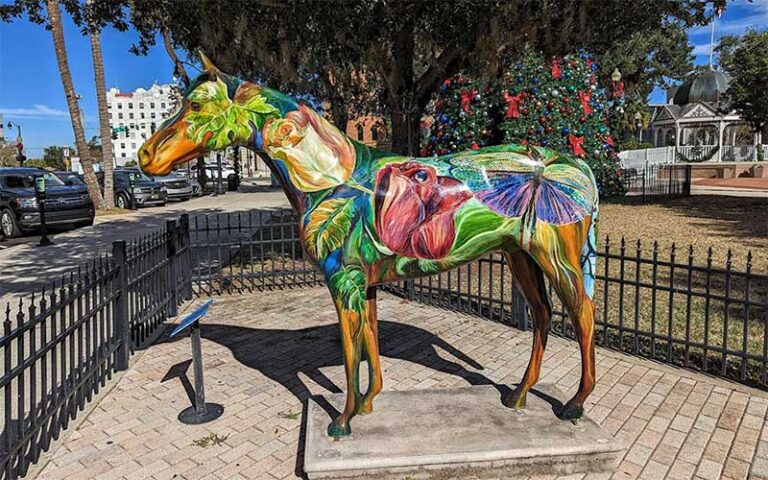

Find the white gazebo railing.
[
  {"left": 721, "top": 145, "right": 763, "bottom": 162},
  {"left": 619, "top": 145, "right": 767, "bottom": 167},
  {"left": 676, "top": 145, "right": 720, "bottom": 162},
  {"left": 618, "top": 147, "right": 675, "bottom": 167}
]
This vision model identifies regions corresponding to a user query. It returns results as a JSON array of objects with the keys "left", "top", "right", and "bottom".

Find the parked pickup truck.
[
  {"left": 97, "top": 168, "right": 167, "bottom": 209},
  {"left": 149, "top": 172, "right": 193, "bottom": 201},
  {"left": 0, "top": 167, "right": 95, "bottom": 238}
]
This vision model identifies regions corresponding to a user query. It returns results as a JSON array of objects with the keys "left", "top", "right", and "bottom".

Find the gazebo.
[{"left": 649, "top": 68, "right": 764, "bottom": 162}]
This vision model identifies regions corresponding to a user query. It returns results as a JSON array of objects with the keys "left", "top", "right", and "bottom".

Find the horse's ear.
[{"left": 199, "top": 51, "right": 221, "bottom": 80}]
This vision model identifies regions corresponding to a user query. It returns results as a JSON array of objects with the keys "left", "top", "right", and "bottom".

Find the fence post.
[
  {"left": 113, "top": 240, "right": 130, "bottom": 371},
  {"left": 179, "top": 213, "right": 193, "bottom": 300},
  {"left": 406, "top": 279, "right": 415, "bottom": 301},
  {"left": 166, "top": 219, "right": 179, "bottom": 317},
  {"left": 513, "top": 288, "right": 529, "bottom": 331}
]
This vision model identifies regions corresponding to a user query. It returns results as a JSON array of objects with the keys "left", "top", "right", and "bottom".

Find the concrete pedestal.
[{"left": 304, "top": 384, "right": 623, "bottom": 479}]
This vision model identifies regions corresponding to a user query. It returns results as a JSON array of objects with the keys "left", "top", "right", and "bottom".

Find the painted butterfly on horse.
[{"left": 139, "top": 53, "right": 600, "bottom": 438}]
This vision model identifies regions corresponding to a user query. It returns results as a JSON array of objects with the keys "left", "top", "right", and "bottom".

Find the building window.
[
  {"left": 139, "top": 102, "right": 144, "bottom": 109},
  {"left": 356, "top": 124, "right": 364, "bottom": 140},
  {"left": 131, "top": 143, "right": 136, "bottom": 149},
  {"left": 121, "top": 153, "right": 126, "bottom": 157},
  {"left": 128, "top": 102, "right": 133, "bottom": 109},
  {"left": 151, "top": 113, "right": 156, "bottom": 119},
  {"left": 118, "top": 113, "right": 123, "bottom": 119},
  {"left": 161, "top": 102, "right": 166, "bottom": 109},
  {"left": 371, "top": 127, "right": 379, "bottom": 142},
  {"left": 129, "top": 113, "right": 134, "bottom": 119},
  {"left": 150, "top": 102, "right": 155, "bottom": 109},
  {"left": 120, "top": 143, "right": 125, "bottom": 149},
  {"left": 117, "top": 103, "right": 122, "bottom": 109},
  {"left": 140, "top": 113, "right": 145, "bottom": 119}
]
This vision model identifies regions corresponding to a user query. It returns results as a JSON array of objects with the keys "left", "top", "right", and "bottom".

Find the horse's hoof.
[
  {"left": 327, "top": 421, "right": 351, "bottom": 438},
  {"left": 356, "top": 402, "right": 373, "bottom": 415},
  {"left": 502, "top": 389, "right": 527, "bottom": 410},
  {"left": 560, "top": 401, "right": 584, "bottom": 421}
]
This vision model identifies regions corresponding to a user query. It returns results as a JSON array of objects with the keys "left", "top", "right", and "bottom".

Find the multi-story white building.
[{"left": 107, "top": 83, "right": 177, "bottom": 166}]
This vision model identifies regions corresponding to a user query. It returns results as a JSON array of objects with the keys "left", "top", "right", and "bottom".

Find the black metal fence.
[
  {"left": 0, "top": 216, "right": 191, "bottom": 480},
  {"left": 384, "top": 239, "right": 767, "bottom": 388},
  {"left": 617, "top": 164, "right": 691, "bottom": 203},
  {"left": 186, "top": 210, "right": 766, "bottom": 389},
  {"left": 188, "top": 210, "right": 321, "bottom": 296}
]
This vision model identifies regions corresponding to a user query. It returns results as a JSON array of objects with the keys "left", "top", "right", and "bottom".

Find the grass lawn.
[{"left": 599, "top": 196, "right": 768, "bottom": 271}]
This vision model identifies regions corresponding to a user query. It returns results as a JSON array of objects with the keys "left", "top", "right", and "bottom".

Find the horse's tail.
[{"left": 580, "top": 204, "right": 598, "bottom": 299}]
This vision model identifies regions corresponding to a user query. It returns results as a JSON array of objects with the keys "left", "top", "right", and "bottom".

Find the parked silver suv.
[{"left": 150, "top": 172, "right": 192, "bottom": 201}]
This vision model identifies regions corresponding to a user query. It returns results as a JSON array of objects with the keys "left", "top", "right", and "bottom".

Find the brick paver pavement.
[{"left": 30, "top": 287, "right": 768, "bottom": 480}]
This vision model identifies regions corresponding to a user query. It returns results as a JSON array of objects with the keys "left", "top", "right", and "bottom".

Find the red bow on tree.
[
  {"left": 550, "top": 58, "right": 562, "bottom": 79},
  {"left": 568, "top": 133, "right": 585, "bottom": 157},
  {"left": 459, "top": 89, "right": 476, "bottom": 114},
  {"left": 578, "top": 90, "right": 592, "bottom": 116},
  {"left": 502, "top": 91, "right": 524, "bottom": 119},
  {"left": 597, "top": 133, "right": 615, "bottom": 147}
]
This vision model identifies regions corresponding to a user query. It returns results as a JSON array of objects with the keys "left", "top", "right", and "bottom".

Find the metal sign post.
[
  {"left": 35, "top": 176, "right": 52, "bottom": 247},
  {"left": 169, "top": 300, "right": 223, "bottom": 424}
]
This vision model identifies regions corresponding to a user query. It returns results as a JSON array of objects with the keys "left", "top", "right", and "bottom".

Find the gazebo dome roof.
[{"left": 673, "top": 69, "right": 729, "bottom": 105}]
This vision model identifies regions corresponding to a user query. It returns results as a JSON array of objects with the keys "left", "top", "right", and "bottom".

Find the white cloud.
[
  {"left": 0, "top": 104, "right": 70, "bottom": 118},
  {"left": 691, "top": 43, "right": 713, "bottom": 56}
]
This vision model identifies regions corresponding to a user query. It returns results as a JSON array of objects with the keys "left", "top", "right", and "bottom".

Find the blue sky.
[{"left": 1, "top": 1, "right": 767, "bottom": 158}]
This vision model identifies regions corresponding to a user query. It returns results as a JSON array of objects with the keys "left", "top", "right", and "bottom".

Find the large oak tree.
[{"left": 5, "top": 0, "right": 719, "bottom": 156}]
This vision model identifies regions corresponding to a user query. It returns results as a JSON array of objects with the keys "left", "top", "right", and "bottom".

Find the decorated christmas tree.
[
  {"left": 420, "top": 74, "right": 494, "bottom": 157},
  {"left": 498, "top": 51, "right": 624, "bottom": 196}
]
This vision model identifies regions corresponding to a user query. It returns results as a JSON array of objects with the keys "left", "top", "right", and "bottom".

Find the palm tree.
[
  {"left": 88, "top": 1, "right": 114, "bottom": 209},
  {"left": 46, "top": 0, "right": 104, "bottom": 208}
]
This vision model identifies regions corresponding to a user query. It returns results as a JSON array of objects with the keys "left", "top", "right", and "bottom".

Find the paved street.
[
  {"left": 29, "top": 287, "right": 768, "bottom": 480},
  {"left": 0, "top": 183, "right": 290, "bottom": 304}
]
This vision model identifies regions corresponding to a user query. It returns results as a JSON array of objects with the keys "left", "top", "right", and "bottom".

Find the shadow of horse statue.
[{"left": 159, "top": 320, "right": 514, "bottom": 410}]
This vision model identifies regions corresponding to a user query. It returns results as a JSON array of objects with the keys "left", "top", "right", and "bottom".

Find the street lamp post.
[
  {"left": 634, "top": 112, "right": 643, "bottom": 142},
  {"left": 128, "top": 172, "right": 139, "bottom": 210},
  {"left": 7, "top": 121, "right": 25, "bottom": 166},
  {"left": 213, "top": 152, "right": 224, "bottom": 196}
]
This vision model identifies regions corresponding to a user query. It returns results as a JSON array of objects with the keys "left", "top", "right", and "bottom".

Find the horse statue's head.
[{"left": 139, "top": 53, "right": 357, "bottom": 194}]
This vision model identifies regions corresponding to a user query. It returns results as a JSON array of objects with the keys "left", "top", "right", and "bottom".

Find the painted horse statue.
[{"left": 139, "top": 53, "right": 600, "bottom": 438}]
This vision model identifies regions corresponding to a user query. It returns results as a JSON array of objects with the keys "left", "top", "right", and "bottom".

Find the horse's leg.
[
  {"left": 528, "top": 222, "right": 596, "bottom": 420},
  {"left": 560, "top": 292, "right": 596, "bottom": 419},
  {"left": 501, "top": 249, "right": 552, "bottom": 409},
  {"left": 358, "top": 286, "right": 382, "bottom": 415},
  {"left": 326, "top": 274, "right": 367, "bottom": 438}
]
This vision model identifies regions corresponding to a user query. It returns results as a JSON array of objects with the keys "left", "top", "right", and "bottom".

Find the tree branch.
[
  {"left": 415, "top": 44, "right": 461, "bottom": 105},
  {"left": 162, "top": 27, "right": 189, "bottom": 86}
]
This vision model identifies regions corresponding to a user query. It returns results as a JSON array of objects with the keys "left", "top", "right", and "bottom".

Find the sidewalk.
[
  {"left": 29, "top": 287, "right": 768, "bottom": 480},
  {"left": 691, "top": 177, "right": 768, "bottom": 198},
  {"left": 0, "top": 184, "right": 290, "bottom": 304}
]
